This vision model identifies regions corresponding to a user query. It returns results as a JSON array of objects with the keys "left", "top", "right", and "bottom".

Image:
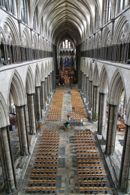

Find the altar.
[{"left": 59, "top": 68, "right": 76, "bottom": 84}]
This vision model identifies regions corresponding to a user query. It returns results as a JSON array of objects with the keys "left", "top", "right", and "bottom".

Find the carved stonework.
[
  {"left": 106, "top": 33, "right": 112, "bottom": 46},
  {"left": 120, "top": 22, "right": 130, "bottom": 43}
]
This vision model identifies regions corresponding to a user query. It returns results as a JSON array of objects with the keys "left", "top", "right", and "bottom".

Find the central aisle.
[{"left": 62, "top": 86, "right": 72, "bottom": 121}]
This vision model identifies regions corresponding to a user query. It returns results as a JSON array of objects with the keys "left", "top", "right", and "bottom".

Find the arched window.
[
  {"left": 62, "top": 39, "right": 72, "bottom": 49},
  {"left": 0, "top": 0, "right": 14, "bottom": 15},
  {"left": 65, "top": 39, "right": 68, "bottom": 48},
  {"left": 21, "top": 0, "right": 28, "bottom": 25}
]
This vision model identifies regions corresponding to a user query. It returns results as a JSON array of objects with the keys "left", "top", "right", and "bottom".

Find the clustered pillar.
[
  {"left": 119, "top": 125, "right": 130, "bottom": 192},
  {"left": 98, "top": 93, "right": 106, "bottom": 134},
  {"left": 105, "top": 104, "right": 118, "bottom": 155},
  {"left": 45, "top": 77, "right": 48, "bottom": 101},
  {"left": 86, "top": 77, "right": 89, "bottom": 103},
  {"left": 89, "top": 80, "right": 93, "bottom": 109},
  {"left": 35, "top": 86, "right": 42, "bottom": 121},
  {"left": 48, "top": 75, "right": 50, "bottom": 94},
  {"left": 0, "top": 127, "right": 16, "bottom": 193},
  {"left": 27, "top": 94, "right": 36, "bottom": 135},
  {"left": 83, "top": 74, "right": 86, "bottom": 95},
  {"left": 41, "top": 81, "right": 45, "bottom": 110},
  {"left": 16, "top": 105, "right": 29, "bottom": 155},
  {"left": 93, "top": 85, "right": 99, "bottom": 118},
  {"left": 50, "top": 73, "right": 52, "bottom": 92}
]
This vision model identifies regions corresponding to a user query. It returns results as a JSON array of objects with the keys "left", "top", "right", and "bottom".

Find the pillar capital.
[
  {"left": 108, "top": 103, "right": 118, "bottom": 107},
  {"left": 35, "top": 86, "right": 41, "bottom": 88},
  {"left": 26, "top": 93, "right": 35, "bottom": 96},
  {"left": 93, "top": 85, "right": 99, "bottom": 88},
  {"left": 99, "top": 92, "right": 107, "bottom": 95},
  {"left": 15, "top": 105, "right": 26, "bottom": 108},
  {"left": 18, "top": 19, "right": 22, "bottom": 23}
]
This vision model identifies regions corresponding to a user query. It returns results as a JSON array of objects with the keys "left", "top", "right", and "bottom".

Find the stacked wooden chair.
[
  {"left": 75, "top": 130, "right": 110, "bottom": 195},
  {"left": 46, "top": 89, "right": 64, "bottom": 122},
  {"left": 71, "top": 89, "right": 88, "bottom": 122},
  {"left": 27, "top": 130, "right": 60, "bottom": 194}
]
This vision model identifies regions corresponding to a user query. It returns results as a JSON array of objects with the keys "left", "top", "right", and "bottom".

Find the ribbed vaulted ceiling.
[{"left": 34, "top": 0, "right": 102, "bottom": 45}]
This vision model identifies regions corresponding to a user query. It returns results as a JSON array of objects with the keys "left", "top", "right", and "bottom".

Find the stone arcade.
[{"left": 0, "top": 0, "right": 130, "bottom": 195}]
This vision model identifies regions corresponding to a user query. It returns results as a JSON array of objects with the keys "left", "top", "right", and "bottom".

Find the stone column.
[
  {"left": 48, "top": 75, "right": 50, "bottom": 94},
  {"left": 35, "top": 86, "right": 42, "bottom": 121},
  {"left": 0, "top": 126, "right": 16, "bottom": 193},
  {"left": 46, "top": 77, "right": 49, "bottom": 98},
  {"left": 98, "top": 93, "right": 107, "bottom": 134},
  {"left": 45, "top": 78, "right": 47, "bottom": 101},
  {"left": 82, "top": 72, "right": 84, "bottom": 92},
  {"left": 86, "top": 77, "right": 89, "bottom": 103},
  {"left": 16, "top": 105, "right": 29, "bottom": 155},
  {"left": 83, "top": 74, "right": 86, "bottom": 94},
  {"left": 92, "top": 86, "right": 99, "bottom": 119},
  {"left": 85, "top": 77, "right": 87, "bottom": 95},
  {"left": 41, "top": 81, "right": 45, "bottom": 110},
  {"left": 89, "top": 81, "right": 93, "bottom": 109},
  {"left": 27, "top": 94, "right": 36, "bottom": 135},
  {"left": 45, "top": 77, "right": 48, "bottom": 100},
  {"left": 50, "top": 73, "right": 52, "bottom": 92},
  {"left": 119, "top": 125, "right": 130, "bottom": 192},
  {"left": 52, "top": 71, "right": 55, "bottom": 90},
  {"left": 105, "top": 104, "right": 118, "bottom": 155}
]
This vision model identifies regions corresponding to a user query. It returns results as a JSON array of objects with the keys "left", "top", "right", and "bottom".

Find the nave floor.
[
  {"left": 19, "top": 87, "right": 117, "bottom": 195},
  {"left": 19, "top": 123, "right": 117, "bottom": 195}
]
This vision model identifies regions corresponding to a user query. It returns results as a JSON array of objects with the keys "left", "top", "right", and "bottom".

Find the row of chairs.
[
  {"left": 43, "top": 130, "right": 60, "bottom": 134},
  {"left": 27, "top": 131, "right": 60, "bottom": 193},
  {"left": 27, "top": 186, "right": 56, "bottom": 193},
  {"left": 78, "top": 164, "right": 102, "bottom": 168},
  {"left": 79, "top": 187, "right": 109, "bottom": 194},
  {"left": 75, "top": 130, "right": 109, "bottom": 194},
  {"left": 46, "top": 89, "right": 64, "bottom": 122},
  {"left": 76, "top": 147, "right": 97, "bottom": 150},
  {"left": 78, "top": 168, "right": 103, "bottom": 172},
  {"left": 71, "top": 89, "right": 88, "bottom": 121}
]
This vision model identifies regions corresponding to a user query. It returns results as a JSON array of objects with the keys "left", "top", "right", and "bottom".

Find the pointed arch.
[
  {"left": 0, "top": 93, "right": 9, "bottom": 128},
  {"left": 102, "top": 27, "right": 111, "bottom": 47},
  {"left": 22, "top": 27, "right": 31, "bottom": 48},
  {"left": 41, "top": 62, "right": 44, "bottom": 81},
  {"left": 109, "top": 69, "right": 125, "bottom": 105},
  {"left": 35, "top": 64, "right": 41, "bottom": 86},
  {"left": 99, "top": 66, "right": 109, "bottom": 93},
  {"left": 113, "top": 15, "right": 128, "bottom": 44},
  {"left": 89, "top": 62, "right": 93, "bottom": 81},
  {"left": 8, "top": 70, "right": 25, "bottom": 106},
  {"left": 93, "top": 64, "right": 100, "bottom": 86},
  {"left": 0, "top": 15, "right": 20, "bottom": 45},
  {"left": 26, "top": 66, "right": 35, "bottom": 94}
]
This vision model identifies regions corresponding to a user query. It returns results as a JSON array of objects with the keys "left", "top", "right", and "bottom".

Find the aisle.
[{"left": 62, "top": 86, "right": 72, "bottom": 121}]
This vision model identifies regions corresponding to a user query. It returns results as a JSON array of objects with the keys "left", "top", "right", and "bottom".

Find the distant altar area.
[{"left": 60, "top": 57, "right": 74, "bottom": 71}]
